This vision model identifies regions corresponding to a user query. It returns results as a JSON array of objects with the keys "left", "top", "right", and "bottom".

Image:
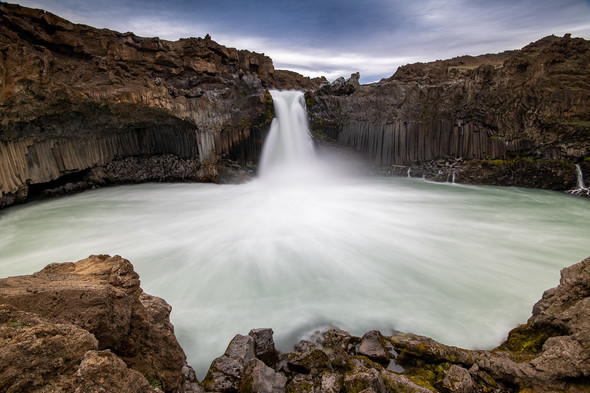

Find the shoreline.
[{"left": 1, "top": 254, "right": 589, "bottom": 392}]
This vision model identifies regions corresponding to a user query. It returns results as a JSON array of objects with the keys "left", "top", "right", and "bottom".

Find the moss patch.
[
  {"left": 147, "top": 376, "right": 163, "bottom": 390},
  {"left": 496, "top": 324, "right": 552, "bottom": 361},
  {"left": 5, "top": 321, "right": 25, "bottom": 329},
  {"left": 404, "top": 362, "right": 451, "bottom": 391}
]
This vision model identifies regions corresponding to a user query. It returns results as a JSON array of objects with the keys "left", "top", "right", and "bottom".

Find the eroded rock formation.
[
  {"left": 2, "top": 2, "right": 589, "bottom": 208},
  {"left": 0, "top": 3, "right": 324, "bottom": 207},
  {"left": 0, "top": 254, "right": 188, "bottom": 392},
  {"left": 1, "top": 255, "right": 589, "bottom": 392},
  {"left": 308, "top": 35, "right": 590, "bottom": 191}
]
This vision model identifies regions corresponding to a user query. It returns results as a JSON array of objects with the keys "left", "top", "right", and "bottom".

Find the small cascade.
[
  {"left": 452, "top": 170, "right": 456, "bottom": 184},
  {"left": 567, "top": 164, "right": 589, "bottom": 197},
  {"left": 407, "top": 167, "right": 412, "bottom": 178}
]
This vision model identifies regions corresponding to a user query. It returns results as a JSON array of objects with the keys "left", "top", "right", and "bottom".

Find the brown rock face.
[
  {"left": 0, "top": 305, "right": 99, "bottom": 392},
  {"left": 308, "top": 35, "right": 590, "bottom": 186},
  {"left": 0, "top": 3, "right": 323, "bottom": 208},
  {"left": 0, "top": 254, "right": 186, "bottom": 392},
  {"left": 1, "top": 254, "right": 590, "bottom": 392}
]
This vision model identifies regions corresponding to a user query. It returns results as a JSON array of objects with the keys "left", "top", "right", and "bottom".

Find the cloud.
[{"left": 11, "top": 0, "right": 590, "bottom": 83}]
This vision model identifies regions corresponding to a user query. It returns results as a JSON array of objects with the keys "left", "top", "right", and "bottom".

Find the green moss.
[
  {"left": 496, "top": 324, "right": 551, "bottom": 361},
  {"left": 566, "top": 120, "right": 590, "bottom": 128},
  {"left": 5, "top": 321, "right": 25, "bottom": 329},
  {"left": 286, "top": 380, "right": 313, "bottom": 393},
  {"left": 240, "top": 117, "right": 252, "bottom": 128},
  {"left": 448, "top": 65, "right": 478, "bottom": 76},
  {"left": 147, "top": 376, "right": 163, "bottom": 390},
  {"left": 403, "top": 362, "right": 451, "bottom": 392},
  {"left": 382, "top": 375, "right": 413, "bottom": 393}
]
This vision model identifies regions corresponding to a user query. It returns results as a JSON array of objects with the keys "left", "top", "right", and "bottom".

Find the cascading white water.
[
  {"left": 258, "top": 91, "right": 316, "bottom": 180},
  {"left": 1, "top": 91, "right": 590, "bottom": 378},
  {"left": 567, "top": 164, "right": 589, "bottom": 197},
  {"left": 575, "top": 164, "right": 586, "bottom": 188}
]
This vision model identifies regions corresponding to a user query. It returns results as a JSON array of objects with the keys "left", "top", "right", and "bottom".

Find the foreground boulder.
[{"left": 0, "top": 254, "right": 188, "bottom": 392}]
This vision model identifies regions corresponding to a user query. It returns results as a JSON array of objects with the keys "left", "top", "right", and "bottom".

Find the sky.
[{"left": 9, "top": 0, "right": 590, "bottom": 83}]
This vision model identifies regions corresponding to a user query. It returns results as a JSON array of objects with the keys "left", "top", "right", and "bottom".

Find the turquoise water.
[{"left": 1, "top": 177, "right": 589, "bottom": 378}]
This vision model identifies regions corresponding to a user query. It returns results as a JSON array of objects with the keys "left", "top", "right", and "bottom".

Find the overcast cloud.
[{"left": 11, "top": 0, "right": 590, "bottom": 83}]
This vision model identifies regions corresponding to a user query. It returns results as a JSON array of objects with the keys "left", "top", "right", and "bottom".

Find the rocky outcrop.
[
  {"left": 308, "top": 35, "right": 590, "bottom": 190},
  {"left": 388, "top": 256, "right": 590, "bottom": 392},
  {"left": 0, "top": 3, "right": 324, "bottom": 208},
  {"left": 0, "top": 254, "right": 189, "bottom": 392},
  {"left": 200, "top": 256, "right": 590, "bottom": 393},
  {"left": 1, "top": 255, "right": 590, "bottom": 392}
]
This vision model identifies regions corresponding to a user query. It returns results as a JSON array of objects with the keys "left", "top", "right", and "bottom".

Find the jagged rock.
[
  {"left": 342, "top": 359, "right": 387, "bottom": 393},
  {"left": 442, "top": 365, "right": 474, "bottom": 393},
  {"left": 286, "top": 341, "right": 331, "bottom": 375},
  {"left": 183, "top": 364, "right": 205, "bottom": 393},
  {"left": 317, "top": 73, "right": 359, "bottom": 96},
  {"left": 285, "top": 374, "right": 315, "bottom": 393},
  {"left": 357, "top": 330, "right": 391, "bottom": 364},
  {"left": 202, "top": 334, "right": 256, "bottom": 392},
  {"left": 0, "top": 305, "right": 98, "bottom": 392},
  {"left": 0, "top": 255, "right": 186, "bottom": 392},
  {"left": 249, "top": 328, "right": 280, "bottom": 366},
  {"left": 239, "top": 358, "right": 287, "bottom": 393},
  {"left": 525, "top": 257, "right": 590, "bottom": 380},
  {"left": 75, "top": 350, "right": 160, "bottom": 393},
  {"left": 320, "top": 373, "right": 343, "bottom": 393},
  {"left": 0, "top": 303, "right": 162, "bottom": 392}
]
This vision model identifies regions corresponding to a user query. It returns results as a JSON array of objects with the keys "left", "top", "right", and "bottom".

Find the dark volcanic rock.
[
  {"left": 0, "top": 3, "right": 322, "bottom": 208},
  {"left": 202, "top": 334, "right": 257, "bottom": 392},
  {"left": 357, "top": 330, "right": 391, "bottom": 364},
  {"left": 308, "top": 34, "right": 590, "bottom": 191},
  {"left": 240, "top": 358, "right": 287, "bottom": 393},
  {"left": 249, "top": 328, "right": 280, "bottom": 366}
]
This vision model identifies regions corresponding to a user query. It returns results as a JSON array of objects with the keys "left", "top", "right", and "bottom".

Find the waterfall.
[
  {"left": 575, "top": 164, "right": 585, "bottom": 188},
  {"left": 567, "top": 164, "right": 589, "bottom": 197},
  {"left": 258, "top": 90, "right": 316, "bottom": 181}
]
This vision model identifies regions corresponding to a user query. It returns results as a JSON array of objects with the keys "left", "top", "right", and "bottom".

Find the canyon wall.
[
  {"left": 2, "top": 3, "right": 589, "bottom": 208},
  {"left": 0, "top": 3, "right": 323, "bottom": 207},
  {"left": 307, "top": 35, "right": 590, "bottom": 184}
]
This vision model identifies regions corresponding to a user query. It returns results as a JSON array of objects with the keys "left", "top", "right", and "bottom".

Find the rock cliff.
[
  {"left": 2, "top": 3, "right": 589, "bottom": 208},
  {"left": 1, "top": 255, "right": 590, "bottom": 392},
  {"left": 307, "top": 35, "right": 590, "bottom": 190},
  {"left": 0, "top": 3, "right": 324, "bottom": 207}
]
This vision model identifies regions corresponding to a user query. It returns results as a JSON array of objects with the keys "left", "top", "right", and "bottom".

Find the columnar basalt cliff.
[
  {"left": 2, "top": 3, "right": 590, "bottom": 208},
  {"left": 307, "top": 35, "right": 590, "bottom": 190},
  {"left": 1, "top": 255, "right": 589, "bottom": 392},
  {"left": 0, "top": 3, "right": 324, "bottom": 207}
]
